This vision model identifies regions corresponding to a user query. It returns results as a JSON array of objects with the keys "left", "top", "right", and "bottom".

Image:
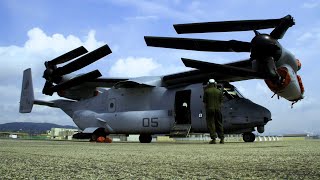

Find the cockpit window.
[
  {"left": 234, "top": 88, "right": 244, "bottom": 98},
  {"left": 223, "top": 86, "right": 245, "bottom": 99}
]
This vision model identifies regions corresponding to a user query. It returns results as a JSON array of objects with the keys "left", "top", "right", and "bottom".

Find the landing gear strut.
[
  {"left": 243, "top": 132, "right": 255, "bottom": 142},
  {"left": 139, "top": 134, "right": 152, "bottom": 143}
]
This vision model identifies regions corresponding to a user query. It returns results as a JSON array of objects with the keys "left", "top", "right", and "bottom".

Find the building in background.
[{"left": 49, "top": 128, "right": 78, "bottom": 140}]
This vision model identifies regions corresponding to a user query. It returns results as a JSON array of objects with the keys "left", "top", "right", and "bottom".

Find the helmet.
[{"left": 208, "top": 79, "right": 216, "bottom": 84}]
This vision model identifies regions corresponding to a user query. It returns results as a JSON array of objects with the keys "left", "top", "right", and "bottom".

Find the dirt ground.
[{"left": 0, "top": 139, "right": 319, "bottom": 179}]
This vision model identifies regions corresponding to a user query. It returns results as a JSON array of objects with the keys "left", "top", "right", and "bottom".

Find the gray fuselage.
[{"left": 56, "top": 83, "right": 271, "bottom": 135}]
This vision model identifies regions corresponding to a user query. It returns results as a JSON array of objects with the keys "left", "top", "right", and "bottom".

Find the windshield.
[
  {"left": 234, "top": 87, "right": 245, "bottom": 98},
  {"left": 223, "top": 86, "right": 245, "bottom": 99}
]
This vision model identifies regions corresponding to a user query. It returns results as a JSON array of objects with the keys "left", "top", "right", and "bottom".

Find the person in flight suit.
[{"left": 203, "top": 79, "right": 224, "bottom": 144}]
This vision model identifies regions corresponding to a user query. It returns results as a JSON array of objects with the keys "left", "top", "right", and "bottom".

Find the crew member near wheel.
[{"left": 203, "top": 79, "right": 224, "bottom": 144}]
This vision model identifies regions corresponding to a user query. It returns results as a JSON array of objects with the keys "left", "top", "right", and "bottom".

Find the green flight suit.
[{"left": 203, "top": 84, "right": 224, "bottom": 140}]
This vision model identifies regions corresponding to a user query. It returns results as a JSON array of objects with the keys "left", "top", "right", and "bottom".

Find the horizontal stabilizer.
[
  {"left": 34, "top": 100, "right": 56, "bottom": 108},
  {"left": 144, "top": 36, "right": 251, "bottom": 52},
  {"left": 181, "top": 58, "right": 265, "bottom": 79}
]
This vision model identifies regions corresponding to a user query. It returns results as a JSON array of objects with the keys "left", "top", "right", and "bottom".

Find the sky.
[{"left": 0, "top": 0, "right": 319, "bottom": 135}]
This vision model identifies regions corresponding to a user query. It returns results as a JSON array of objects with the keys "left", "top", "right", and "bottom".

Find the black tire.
[
  {"left": 90, "top": 134, "right": 97, "bottom": 142},
  {"left": 243, "top": 132, "right": 255, "bottom": 142},
  {"left": 250, "top": 133, "right": 256, "bottom": 142},
  {"left": 139, "top": 134, "right": 152, "bottom": 143}
]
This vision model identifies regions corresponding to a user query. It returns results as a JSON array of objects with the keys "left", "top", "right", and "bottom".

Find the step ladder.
[{"left": 169, "top": 124, "right": 191, "bottom": 137}]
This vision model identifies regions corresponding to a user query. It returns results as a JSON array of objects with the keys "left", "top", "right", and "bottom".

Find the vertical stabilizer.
[{"left": 19, "top": 68, "right": 34, "bottom": 113}]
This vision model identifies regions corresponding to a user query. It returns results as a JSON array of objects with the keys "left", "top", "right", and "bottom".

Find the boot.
[{"left": 209, "top": 139, "right": 216, "bottom": 144}]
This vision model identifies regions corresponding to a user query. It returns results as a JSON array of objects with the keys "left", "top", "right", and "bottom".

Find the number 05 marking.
[{"left": 142, "top": 118, "right": 159, "bottom": 127}]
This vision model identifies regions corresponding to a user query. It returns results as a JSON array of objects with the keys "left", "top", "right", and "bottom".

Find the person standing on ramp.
[{"left": 203, "top": 79, "right": 224, "bottom": 144}]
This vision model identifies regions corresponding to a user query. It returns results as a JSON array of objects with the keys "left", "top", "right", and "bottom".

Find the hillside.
[{"left": 0, "top": 122, "right": 77, "bottom": 134}]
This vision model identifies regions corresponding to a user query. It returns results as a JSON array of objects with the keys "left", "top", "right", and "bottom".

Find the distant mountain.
[{"left": 0, "top": 122, "right": 77, "bottom": 134}]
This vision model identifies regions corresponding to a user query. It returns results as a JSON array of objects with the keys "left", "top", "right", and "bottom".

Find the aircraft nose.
[
  {"left": 248, "top": 99, "right": 272, "bottom": 123},
  {"left": 260, "top": 104, "right": 271, "bottom": 123},
  {"left": 233, "top": 99, "right": 272, "bottom": 123}
]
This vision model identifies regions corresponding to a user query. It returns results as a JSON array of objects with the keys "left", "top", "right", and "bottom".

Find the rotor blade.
[
  {"left": 49, "top": 70, "right": 102, "bottom": 92},
  {"left": 144, "top": 36, "right": 251, "bottom": 52},
  {"left": 270, "top": 15, "right": 295, "bottom": 39},
  {"left": 174, "top": 17, "right": 282, "bottom": 34},
  {"left": 54, "top": 44, "right": 112, "bottom": 76},
  {"left": 42, "top": 81, "right": 54, "bottom": 96},
  {"left": 48, "top": 46, "right": 88, "bottom": 66},
  {"left": 181, "top": 58, "right": 265, "bottom": 79}
]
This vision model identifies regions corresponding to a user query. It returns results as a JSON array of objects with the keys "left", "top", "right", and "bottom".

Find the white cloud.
[
  {"left": 109, "top": 57, "right": 160, "bottom": 77},
  {"left": 108, "top": 56, "right": 188, "bottom": 77},
  {"left": 296, "top": 28, "right": 320, "bottom": 45},
  {"left": 24, "top": 28, "right": 103, "bottom": 52},
  {"left": 83, "top": 31, "right": 105, "bottom": 51},
  {"left": 297, "top": 32, "right": 313, "bottom": 43},
  {"left": 302, "top": 2, "right": 319, "bottom": 8},
  {"left": 110, "top": 0, "right": 197, "bottom": 21},
  {"left": 0, "top": 28, "right": 104, "bottom": 80},
  {"left": 124, "top": 15, "right": 159, "bottom": 21},
  {"left": 0, "top": 28, "right": 104, "bottom": 125}
]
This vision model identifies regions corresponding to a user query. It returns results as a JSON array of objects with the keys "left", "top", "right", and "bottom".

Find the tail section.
[{"left": 19, "top": 68, "right": 34, "bottom": 113}]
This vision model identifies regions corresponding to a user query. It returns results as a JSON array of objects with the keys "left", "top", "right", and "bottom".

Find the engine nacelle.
[{"left": 265, "top": 65, "right": 304, "bottom": 101}]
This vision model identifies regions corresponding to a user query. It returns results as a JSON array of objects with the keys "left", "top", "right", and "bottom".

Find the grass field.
[{"left": 0, "top": 139, "right": 319, "bottom": 179}]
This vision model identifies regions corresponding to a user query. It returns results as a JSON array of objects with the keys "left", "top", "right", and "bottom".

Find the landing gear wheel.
[
  {"left": 243, "top": 132, "right": 255, "bottom": 142},
  {"left": 139, "top": 134, "right": 152, "bottom": 143},
  {"left": 90, "top": 134, "right": 98, "bottom": 142}
]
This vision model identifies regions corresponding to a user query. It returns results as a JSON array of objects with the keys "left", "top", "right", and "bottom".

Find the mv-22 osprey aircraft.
[{"left": 20, "top": 15, "right": 304, "bottom": 143}]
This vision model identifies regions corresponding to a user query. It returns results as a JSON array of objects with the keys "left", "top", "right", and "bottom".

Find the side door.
[{"left": 174, "top": 90, "right": 191, "bottom": 124}]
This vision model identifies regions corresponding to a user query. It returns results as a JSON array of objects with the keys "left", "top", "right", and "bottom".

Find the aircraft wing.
[
  {"left": 84, "top": 76, "right": 161, "bottom": 88},
  {"left": 83, "top": 77, "right": 129, "bottom": 88},
  {"left": 81, "top": 59, "right": 257, "bottom": 88},
  {"left": 162, "top": 58, "right": 264, "bottom": 87},
  {"left": 68, "top": 58, "right": 258, "bottom": 88}
]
